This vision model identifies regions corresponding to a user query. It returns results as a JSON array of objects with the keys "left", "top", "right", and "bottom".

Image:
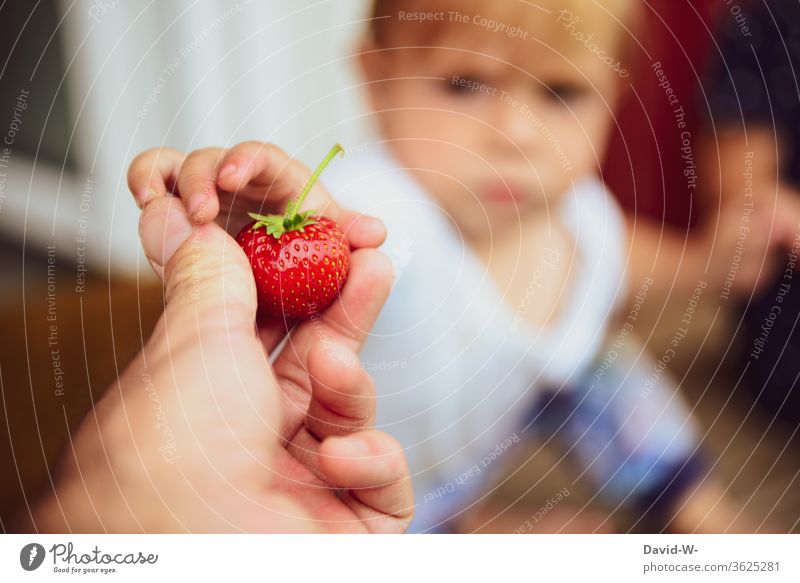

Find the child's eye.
[
  {"left": 446, "top": 75, "right": 488, "bottom": 95},
  {"left": 545, "top": 83, "right": 588, "bottom": 103}
]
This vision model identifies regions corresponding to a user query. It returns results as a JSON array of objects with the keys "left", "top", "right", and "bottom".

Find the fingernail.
[
  {"left": 139, "top": 187, "right": 157, "bottom": 208},
  {"left": 218, "top": 164, "right": 237, "bottom": 180},
  {"left": 187, "top": 193, "right": 208, "bottom": 221},
  {"left": 140, "top": 200, "right": 194, "bottom": 267},
  {"left": 362, "top": 215, "right": 386, "bottom": 238}
]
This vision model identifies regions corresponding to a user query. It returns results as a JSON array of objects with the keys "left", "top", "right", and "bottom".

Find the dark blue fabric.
[
  {"left": 525, "top": 385, "right": 706, "bottom": 522},
  {"left": 628, "top": 451, "right": 708, "bottom": 532},
  {"left": 705, "top": 0, "right": 800, "bottom": 184},
  {"left": 706, "top": 0, "right": 800, "bottom": 424}
]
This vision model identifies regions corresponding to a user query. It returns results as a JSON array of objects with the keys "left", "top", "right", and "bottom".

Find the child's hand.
[
  {"left": 18, "top": 144, "right": 410, "bottom": 533},
  {"left": 128, "top": 141, "right": 389, "bottom": 348},
  {"left": 127, "top": 141, "right": 385, "bottom": 247},
  {"left": 697, "top": 182, "right": 800, "bottom": 298}
]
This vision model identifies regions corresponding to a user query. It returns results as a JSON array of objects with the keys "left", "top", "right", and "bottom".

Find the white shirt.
[{"left": 323, "top": 143, "right": 628, "bottom": 531}]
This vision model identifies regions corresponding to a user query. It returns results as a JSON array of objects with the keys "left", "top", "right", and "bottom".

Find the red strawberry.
[{"left": 235, "top": 144, "right": 350, "bottom": 320}]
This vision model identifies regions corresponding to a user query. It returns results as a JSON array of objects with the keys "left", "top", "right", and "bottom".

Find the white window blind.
[{"left": 0, "top": 0, "right": 370, "bottom": 277}]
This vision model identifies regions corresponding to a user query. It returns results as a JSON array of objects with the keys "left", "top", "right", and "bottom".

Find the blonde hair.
[{"left": 368, "top": 0, "right": 642, "bottom": 66}]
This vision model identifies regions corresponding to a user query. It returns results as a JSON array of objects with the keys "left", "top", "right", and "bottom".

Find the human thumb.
[{"left": 139, "top": 196, "right": 257, "bottom": 335}]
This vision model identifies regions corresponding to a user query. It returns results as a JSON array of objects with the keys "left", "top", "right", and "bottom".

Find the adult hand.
[{"left": 18, "top": 143, "right": 412, "bottom": 533}]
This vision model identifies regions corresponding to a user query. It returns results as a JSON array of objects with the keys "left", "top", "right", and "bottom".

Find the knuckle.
[
  {"left": 259, "top": 142, "right": 286, "bottom": 158},
  {"left": 183, "top": 146, "right": 221, "bottom": 165},
  {"left": 130, "top": 147, "right": 158, "bottom": 168},
  {"left": 234, "top": 140, "right": 269, "bottom": 154},
  {"left": 231, "top": 141, "right": 279, "bottom": 172},
  {"left": 179, "top": 172, "right": 217, "bottom": 197},
  {"left": 128, "top": 147, "right": 182, "bottom": 182},
  {"left": 127, "top": 149, "right": 157, "bottom": 185}
]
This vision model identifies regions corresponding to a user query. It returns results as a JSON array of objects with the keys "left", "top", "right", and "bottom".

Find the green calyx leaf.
[{"left": 248, "top": 210, "right": 318, "bottom": 239}]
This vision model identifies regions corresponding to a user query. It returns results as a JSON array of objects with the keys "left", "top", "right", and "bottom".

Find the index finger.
[
  {"left": 127, "top": 147, "right": 184, "bottom": 208},
  {"left": 304, "top": 342, "right": 376, "bottom": 440}
]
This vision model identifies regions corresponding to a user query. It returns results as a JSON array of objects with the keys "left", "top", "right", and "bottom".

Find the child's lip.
[{"left": 483, "top": 182, "right": 527, "bottom": 204}]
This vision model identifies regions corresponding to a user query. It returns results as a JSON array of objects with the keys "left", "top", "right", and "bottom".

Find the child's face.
[{"left": 360, "top": 26, "right": 623, "bottom": 239}]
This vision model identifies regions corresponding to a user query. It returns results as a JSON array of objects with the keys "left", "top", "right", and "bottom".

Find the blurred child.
[
  {"left": 142, "top": 0, "right": 761, "bottom": 533},
  {"left": 319, "top": 0, "right": 752, "bottom": 532}
]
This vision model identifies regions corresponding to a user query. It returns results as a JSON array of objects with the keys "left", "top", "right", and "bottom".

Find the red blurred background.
[{"left": 604, "top": 0, "right": 718, "bottom": 228}]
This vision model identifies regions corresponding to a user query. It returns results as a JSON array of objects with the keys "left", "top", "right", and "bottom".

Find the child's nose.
[{"left": 489, "top": 94, "right": 540, "bottom": 153}]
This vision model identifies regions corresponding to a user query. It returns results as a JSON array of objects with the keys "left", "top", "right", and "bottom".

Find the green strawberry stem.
[
  {"left": 247, "top": 143, "right": 345, "bottom": 239},
  {"left": 284, "top": 143, "right": 344, "bottom": 220}
]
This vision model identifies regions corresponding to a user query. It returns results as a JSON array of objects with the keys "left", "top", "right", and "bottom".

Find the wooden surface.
[{"left": 0, "top": 275, "right": 163, "bottom": 528}]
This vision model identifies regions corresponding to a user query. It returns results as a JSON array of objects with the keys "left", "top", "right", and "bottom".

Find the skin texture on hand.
[{"left": 16, "top": 142, "right": 412, "bottom": 534}]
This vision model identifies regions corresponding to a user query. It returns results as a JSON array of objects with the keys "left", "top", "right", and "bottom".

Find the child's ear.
[{"left": 354, "top": 37, "right": 387, "bottom": 112}]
